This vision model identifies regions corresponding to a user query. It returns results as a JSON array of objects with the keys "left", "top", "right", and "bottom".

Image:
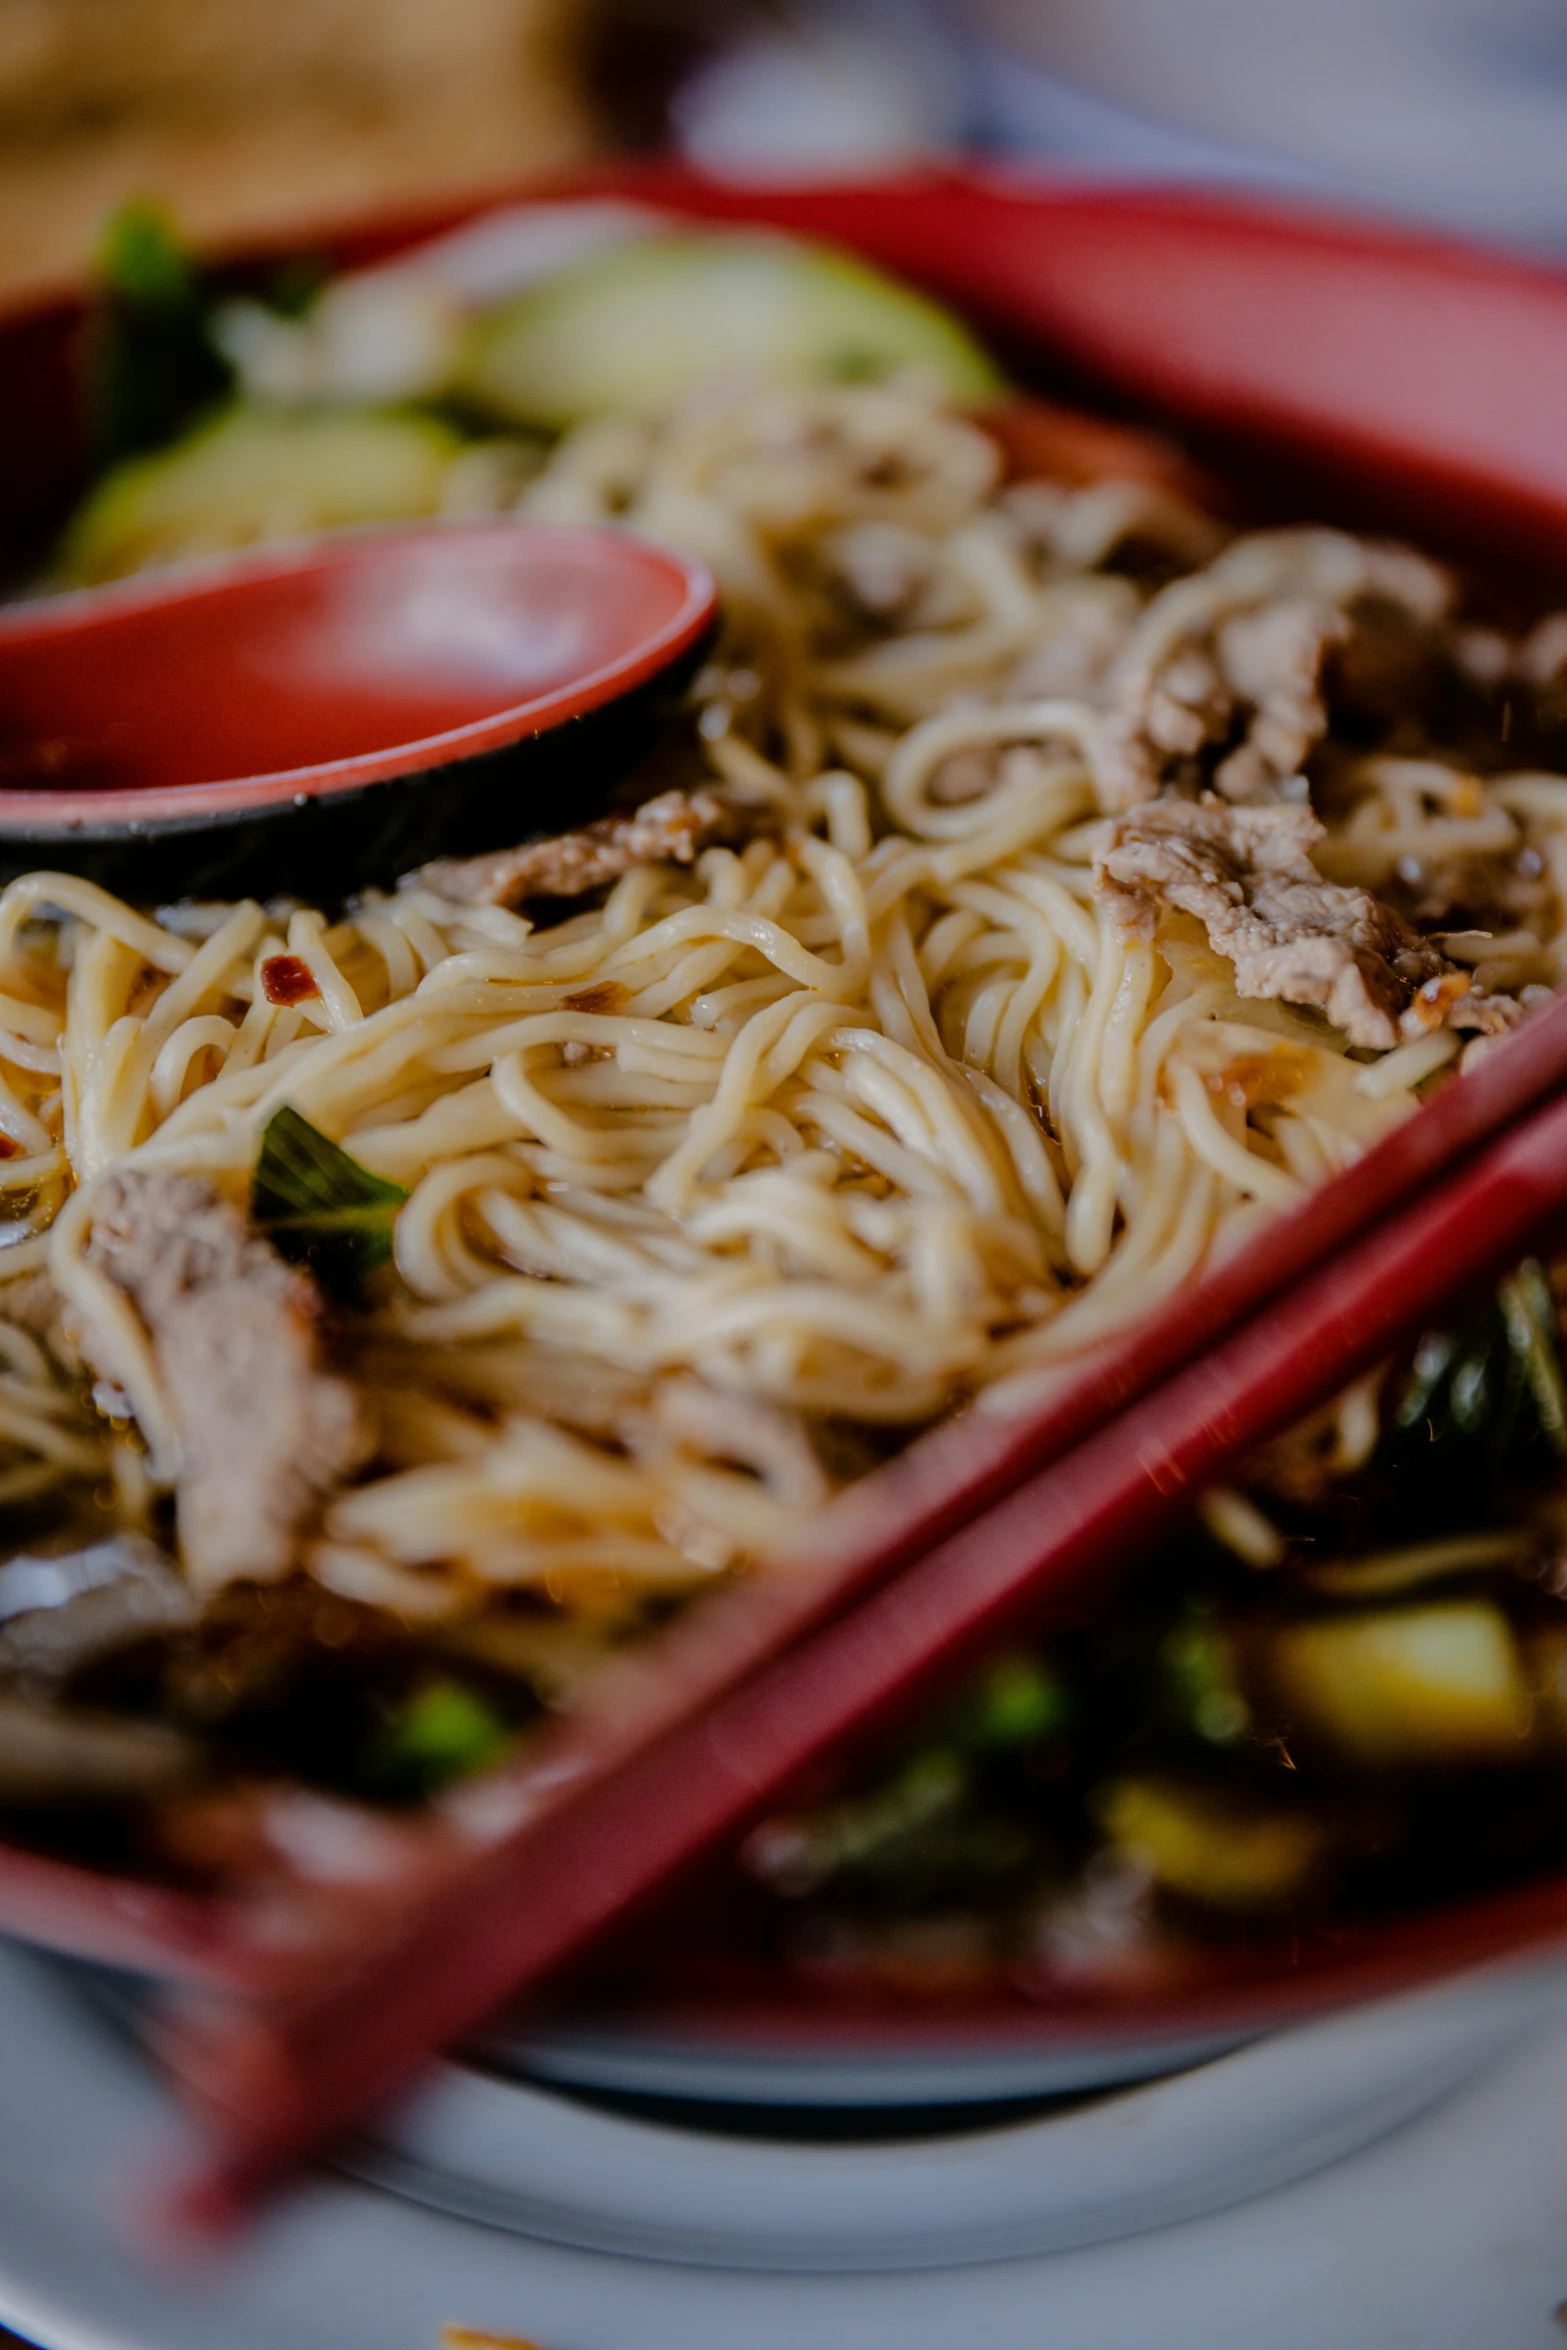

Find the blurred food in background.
[
  {"left": 51, "top": 201, "right": 1002, "bottom": 581},
  {"left": 0, "top": 0, "right": 594, "bottom": 306}
]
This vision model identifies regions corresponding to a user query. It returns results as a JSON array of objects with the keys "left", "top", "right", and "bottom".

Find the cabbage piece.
[
  {"left": 57, "top": 404, "right": 465, "bottom": 585},
  {"left": 458, "top": 233, "right": 1005, "bottom": 429}
]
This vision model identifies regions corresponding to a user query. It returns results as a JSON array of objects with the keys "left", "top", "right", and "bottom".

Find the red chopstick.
[{"left": 166, "top": 1056, "right": 1567, "bottom": 2224}]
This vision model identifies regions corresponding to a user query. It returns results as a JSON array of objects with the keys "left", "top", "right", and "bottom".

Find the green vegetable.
[
  {"left": 1160, "top": 1610, "right": 1251, "bottom": 1745},
  {"left": 57, "top": 404, "right": 464, "bottom": 585},
  {"left": 251, "top": 1105, "right": 407, "bottom": 1303},
  {"left": 458, "top": 233, "right": 1006, "bottom": 430},
  {"left": 1498, "top": 1261, "right": 1567, "bottom": 1449},
  {"left": 748, "top": 1743, "right": 1036, "bottom": 1902},
  {"left": 261, "top": 256, "right": 333, "bottom": 322},
  {"left": 366, "top": 1678, "right": 512, "bottom": 1802},
  {"left": 941, "top": 1652, "right": 1067, "bottom": 1752},
  {"left": 86, "top": 200, "right": 232, "bottom": 470},
  {"left": 1391, "top": 1259, "right": 1567, "bottom": 1469},
  {"left": 100, "top": 201, "right": 196, "bottom": 310},
  {"left": 749, "top": 1747, "right": 970, "bottom": 1898}
]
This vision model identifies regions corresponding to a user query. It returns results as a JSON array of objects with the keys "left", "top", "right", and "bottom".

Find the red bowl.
[
  {"left": 6, "top": 165, "right": 1567, "bottom": 2074},
  {"left": 0, "top": 522, "right": 716, "bottom": 902}
]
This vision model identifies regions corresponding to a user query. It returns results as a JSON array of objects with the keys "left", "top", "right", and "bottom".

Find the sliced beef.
[
  {"left": 1210, "top": 600, "right": 1349, "bottom": 803},
  {"left": 82, "top": 1171, "right": 372, "bottom": 1593},
  {"left": 1096, "top": 530, "right": 1452, "bottom": 811},
  {"left": 1095, "top": 796, "right": 1516, "bottom": 1051},
  {"left": 1100, "top": 604, "right": 1347, "bottom": 812},
  {"left": 1120, "top": 647, "right": 1233, "bottom": 777},
  {"left": 415, "top": 787, "right": 755, "bottom": 909}
]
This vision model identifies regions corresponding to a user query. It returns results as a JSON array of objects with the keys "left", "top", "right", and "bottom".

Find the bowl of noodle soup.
[{"left": 3, "top": 172, "right": 1567, "bottom": 2100}]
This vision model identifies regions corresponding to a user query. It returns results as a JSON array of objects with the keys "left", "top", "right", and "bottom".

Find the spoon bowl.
[{"left": 0, "top": 522, "right": 717, "bottom": 901}]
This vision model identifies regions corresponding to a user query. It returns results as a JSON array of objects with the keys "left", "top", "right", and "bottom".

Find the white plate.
[
  {"left": 498, "top": 2005, "right": 1258, "bottom": 2104},
  {"left": 360, "top": 1955, "right": 1567, "bottom": 2268},
  {"left": 4, "top": 1942, "right": 1567, "bottom": 2347}
]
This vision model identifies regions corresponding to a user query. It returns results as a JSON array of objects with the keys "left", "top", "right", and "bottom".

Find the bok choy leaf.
[
  {"left": 1391, "top": 1257, "right": 1567, "bottom": 1469},
  {"left": 251, "top": 1105, "right": 407, "bottom": 1303},
  {"left": 87, "top": 200, "right": 232, "bottom": 468}
]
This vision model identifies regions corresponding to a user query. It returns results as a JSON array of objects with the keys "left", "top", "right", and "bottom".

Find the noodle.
[{"left": 3, "top": 374, "right": 1566, "bottom": 1659}]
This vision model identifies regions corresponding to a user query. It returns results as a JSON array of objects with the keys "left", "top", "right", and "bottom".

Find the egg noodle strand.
[{"left": 0, "top": 377, "right": 1563, "bottom": 1647}]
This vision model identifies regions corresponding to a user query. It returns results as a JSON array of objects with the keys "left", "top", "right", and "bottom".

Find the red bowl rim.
[
  {"left": 0, "top": 520, "right": 717, "bottom": 831},
  {"left": 569, "top": 1864, "right": 1567, "bottom": 2061}
]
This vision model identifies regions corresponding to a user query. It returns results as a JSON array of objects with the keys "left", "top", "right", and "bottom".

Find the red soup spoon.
[{"left": 0, "top": 522, "right": 716, "bottom": 903}]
